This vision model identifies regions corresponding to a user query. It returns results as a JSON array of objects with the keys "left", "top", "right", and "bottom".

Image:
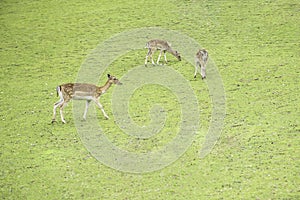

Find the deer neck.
[
  {"left": 99, "top": 80, "right": 112, "bottom": 94},
  {"left": 168, "top": 48, "right": 177, "bottom": 57}
]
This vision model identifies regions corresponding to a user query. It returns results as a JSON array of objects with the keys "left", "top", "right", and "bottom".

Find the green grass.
[{"left": 1, "top": 0, "right": 299, "bottom": 199}]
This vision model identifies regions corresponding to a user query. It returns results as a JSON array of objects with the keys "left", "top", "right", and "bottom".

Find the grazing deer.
[
  {"left": 145, "top": 39, "right": 181, "bottom": 66},
  {"left": 194, "top": 49, "right": 208, "bottom": 79},
  {"left": 52, "top": 74, "right": 122, "bottom": 124}
]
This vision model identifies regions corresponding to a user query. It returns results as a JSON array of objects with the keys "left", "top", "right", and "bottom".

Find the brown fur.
[
  {"left": 194, "top": 49, "right": 208, "bottom": 79},
  {"left": 145, "top": 39, "right": 181, "bottom": 66},
  {"left": 52, "top": 74, "right": 122, "bottom": 124}
]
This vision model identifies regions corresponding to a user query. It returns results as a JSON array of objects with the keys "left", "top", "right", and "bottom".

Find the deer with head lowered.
[
  {"left": 52, "top": 74, "right": 122, "bottom": 124},
  {"left": 194, "top": 49, "right": 208, "bottom": 79},
  {"left": 145, "top": 39, "right": 181, "bottom": 66}
]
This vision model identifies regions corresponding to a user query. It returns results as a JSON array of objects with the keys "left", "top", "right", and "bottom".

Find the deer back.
[
  {"left": 60, "top": 83, "right": 101, "bottom": 100},
  {"left": 147, "top": 39, "right": 171, "bottom": 50},
  {"left": 196, "top": 49, "right": 208, "bottom": 64}
]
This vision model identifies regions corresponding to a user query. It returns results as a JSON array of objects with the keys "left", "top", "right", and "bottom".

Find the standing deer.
[
  {"left": 145, "top": 39, "right": 181, "bottom": 66},
  {"left": 52, "top": 74, "right": 122, "bottom": 124},
  {"left": 194, "top": 49, "right": 208, "bottom": 79}
]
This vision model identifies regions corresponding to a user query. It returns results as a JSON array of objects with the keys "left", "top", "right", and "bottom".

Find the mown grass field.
[{"left": 1, "top": 0, "right": 299, "bottom": 199}]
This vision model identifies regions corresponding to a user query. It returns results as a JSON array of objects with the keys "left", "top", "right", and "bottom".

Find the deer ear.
[{"left": 107, "top": 74, "right": 111, "bottom": 78}]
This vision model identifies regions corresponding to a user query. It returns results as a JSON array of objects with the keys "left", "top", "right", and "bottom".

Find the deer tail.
[
  {"left": 145, "top": 42, "right": 150, "bottom": 48},
  {"left": 56, "top": 86, "right": 61, "bottom": 97}
]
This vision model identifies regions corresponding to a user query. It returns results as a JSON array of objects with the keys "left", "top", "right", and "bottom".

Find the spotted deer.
[
  {"left": 145, "top": 39, "right": 181, "bottom": 66},
  {"left": 52, "top": 74, "right": 122, "bottom": 124},
  {"left": 194, "top": 49, "right": 208, "bottom": 79}
]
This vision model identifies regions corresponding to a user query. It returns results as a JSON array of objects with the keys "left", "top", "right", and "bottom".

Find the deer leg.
[
  {"left": 145, "top": 49, "right": 155, "bottom": 66},
  {"left": 83, "top": 100, "right": 91, "bottom": 120},
  {"left": 145, "top": 56, "right": 148, "bottom": 66},
  {"left": 59, "top": 102, "right": 68, "bottom": 124},
  {"left": 163, "top": 50, "right": 168, "bottom": 64},
  {"left": 52, "top": 99, "right": 64, "bottom": 123},
  {"left": 200, "top": 61, "right": 206, "bottom": 79},
  {"left": 94, "top": 99, "right": 109, "bottom": 119},
  {"left": 145, "top": 49, "right": 150, "bottom": 66},
  {"left": 194, "top": 62, "right": 199, "bottom": 78},
  {"left": 157, "top": 50, "right": 163, "bottom": 65},
  {"left": 150, "top": 49, "right": 155, "bottom": 65},
  {"left": 151, "top": 53, "right": 155, "bottom": 65}
]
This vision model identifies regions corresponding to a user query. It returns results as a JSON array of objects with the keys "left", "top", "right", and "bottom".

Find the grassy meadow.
[{"left": 1, "top": 0, "right": 299, "bottom": 199}]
